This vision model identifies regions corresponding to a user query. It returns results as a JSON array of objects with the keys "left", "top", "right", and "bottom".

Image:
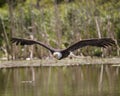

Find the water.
[{"left": 0, "top": 65, "right": 120, "bottom": 96}]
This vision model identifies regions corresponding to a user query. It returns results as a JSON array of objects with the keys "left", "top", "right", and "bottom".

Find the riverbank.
[{"left": 0, "top": 57, "right": 120, "bottom": 68}]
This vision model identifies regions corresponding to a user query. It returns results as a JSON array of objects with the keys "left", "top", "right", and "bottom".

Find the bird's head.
[{"left": 53, "top": 52, "right": 62, "bottom": 60}]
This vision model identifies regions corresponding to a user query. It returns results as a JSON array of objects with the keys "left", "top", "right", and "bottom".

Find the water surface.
[{"left": 0, "top": 64, "right": 120, "bottom": 96}]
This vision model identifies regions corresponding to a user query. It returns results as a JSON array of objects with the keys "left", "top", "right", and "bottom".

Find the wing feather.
[
  {"left": 64, "top": 38, "right": 115, "bottom": 52},
  {"left": 11, "top": 37, "right": 55, "bottom": 53}
]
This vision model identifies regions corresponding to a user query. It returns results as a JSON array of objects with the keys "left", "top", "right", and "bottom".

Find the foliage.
[{"left": 0, "top": 0, "right": 6, "bottom": 7}]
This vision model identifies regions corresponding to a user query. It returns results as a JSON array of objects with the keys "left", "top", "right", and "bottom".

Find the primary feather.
[
  {"left": 11, "top": 37, "right": 55, "bottom": 53},
  {"left": 64, "top": 38, "right": 115, "bottom": 52}
]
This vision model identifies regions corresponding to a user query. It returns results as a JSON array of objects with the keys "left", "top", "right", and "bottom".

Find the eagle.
[{"left": 11, "top": 37, "right": 115, "bottom": 60}]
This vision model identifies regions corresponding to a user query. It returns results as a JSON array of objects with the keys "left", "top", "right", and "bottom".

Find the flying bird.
[{"left": 11, "top": 37, "right": 115, "bottom": 60}]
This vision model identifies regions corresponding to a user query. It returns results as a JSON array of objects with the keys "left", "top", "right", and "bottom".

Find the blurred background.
[{"left": 0, "top": 0, "right": 119, "bottom": 60}]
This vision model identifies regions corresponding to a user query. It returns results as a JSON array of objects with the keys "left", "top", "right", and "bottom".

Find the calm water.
[{"left": 0, "top": 65, "right": 120, "bottom": 96}]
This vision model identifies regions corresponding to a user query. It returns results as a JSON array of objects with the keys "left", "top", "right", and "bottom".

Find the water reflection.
[{"left": 0, "top": 65, "right": 120, "bottom": 96}]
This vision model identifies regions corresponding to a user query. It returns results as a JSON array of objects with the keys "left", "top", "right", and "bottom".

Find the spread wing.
[
  {"left": 11, "top": 37, "right": 55, "bottom": 53},
  {"left": 64, "top": 38, "right": 115, "bottom": 52}
]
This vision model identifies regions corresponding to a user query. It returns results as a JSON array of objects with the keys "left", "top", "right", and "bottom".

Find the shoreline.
[{"left": 0, "top": 57, "right": 120, "bottom": 68}]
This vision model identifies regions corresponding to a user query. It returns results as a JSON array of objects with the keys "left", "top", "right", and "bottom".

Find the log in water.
[{"left": 0, "top": 57, "right": 120, "bottom": 68}]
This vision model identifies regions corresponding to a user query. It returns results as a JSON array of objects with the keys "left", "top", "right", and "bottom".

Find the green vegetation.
[{"left": 0, "top": 0, "right": 119, "bottom": 60}]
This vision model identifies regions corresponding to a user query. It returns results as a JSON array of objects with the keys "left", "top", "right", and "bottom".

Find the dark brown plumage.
[{"left": 11, "top": 37, "right": 115, "bottom": 60}]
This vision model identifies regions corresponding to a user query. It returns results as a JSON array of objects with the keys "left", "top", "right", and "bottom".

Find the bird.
[{"left": 11, "top": 37, "right": 115, "bottom": 60}]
